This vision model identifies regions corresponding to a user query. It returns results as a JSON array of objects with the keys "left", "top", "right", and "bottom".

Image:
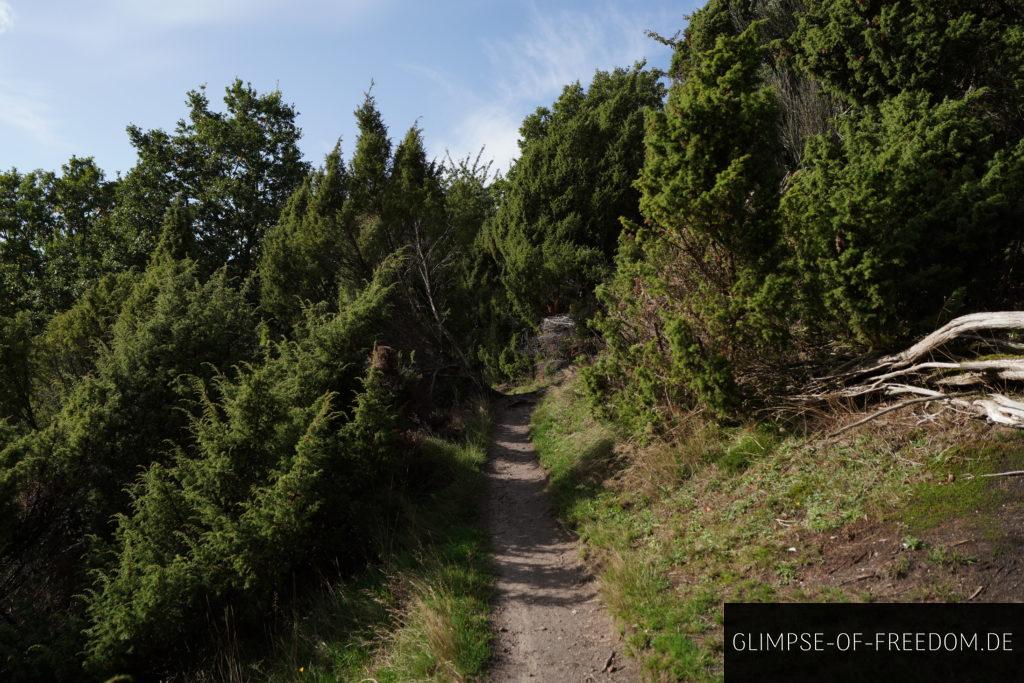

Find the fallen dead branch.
[
  {"left": 967, "top": 469, "right": 1024, "bottom": 480},
  {"left": 827, "top": 396, "right": 954, "bottom": 438},
  {"left": 804, "top": 312, "right": 1024, "bottom": 433}
]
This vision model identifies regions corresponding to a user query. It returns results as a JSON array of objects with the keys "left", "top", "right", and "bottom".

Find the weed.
[
  {"left": 902, "top": 536, "right": 924, "bottom": 551},
  {"left": 888, "top": 555, "right": 912, "bottom": 580},
  {"left": 775, "top": 561, "right": 798, "bottom": 584},
  {"left": 717, "top": 426, "right": 778, "bottom": 474}
]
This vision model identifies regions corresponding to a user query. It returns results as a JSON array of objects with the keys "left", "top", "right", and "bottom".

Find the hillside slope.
[{"left": 530, "top": 369, "right": 1024, "bottom": 681}]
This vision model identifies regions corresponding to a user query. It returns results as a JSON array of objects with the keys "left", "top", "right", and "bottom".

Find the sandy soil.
[{"left": 485, "top": 396, "right": 637, "bottom": 682}]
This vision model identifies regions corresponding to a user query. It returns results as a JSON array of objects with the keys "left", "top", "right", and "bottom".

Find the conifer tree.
[
  {"left": 587, "top": 21, "right": 788, "bottom": 425},
  {"left": 259, "top": 147, "right": 353, "bottom": 329},
  {"left": 485, "top": 64, "right": 665, "bottom": 324},
  {"left": 347, "top": 91, "right": 394, "bottom": 271}
]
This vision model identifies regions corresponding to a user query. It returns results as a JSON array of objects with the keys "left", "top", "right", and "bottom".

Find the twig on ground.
[
  {"left": 827, "top": 396, "right": 952, "bottom": 438},
  {"left": 967, "top": 470, "right": 1024, "bottom": 480}
]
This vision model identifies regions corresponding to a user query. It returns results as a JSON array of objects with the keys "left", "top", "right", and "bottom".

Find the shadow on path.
[{"left": 485, "top": 396, "right": 636, "bottom": 682}]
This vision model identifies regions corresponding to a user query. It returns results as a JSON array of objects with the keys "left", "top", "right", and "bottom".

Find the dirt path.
[{"left": 485, "top": 396, "right": 637, "bottom": 682}]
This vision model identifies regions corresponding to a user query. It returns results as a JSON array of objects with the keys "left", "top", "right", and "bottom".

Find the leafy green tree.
[
  {"left": 0, "top": 158, "right": 118, "bottom": 317},
  {"left": 41, "top": 157, "right": 118, "bottom": 311},
  {"left": 586, "top": 0, "right": 1024, "bottom": 433},
  {"left": 260, "top": 95, "right": 493, "bottom": 389},
  {"left": 0, "top": 169, "right": 53, "bottom": 316},
  {"left": 112, "top": 80, "right": 308, "bottom": 273},
  {"left": 0, "top": 312, "right": 36, "bottom": 429}
]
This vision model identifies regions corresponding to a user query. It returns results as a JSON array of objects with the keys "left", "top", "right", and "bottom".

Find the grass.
[
  {"left": 250, "top": 400, "right": 494, "bottom": 682},
  {"left": 530, "top": 384, "right": 616, "bottom": 519},
  {"left": 529, "top": 371, "right": 1024, "bottom": 681},
  {"left": 900, "top": 439, "right": 1024, "bottom": 532}
]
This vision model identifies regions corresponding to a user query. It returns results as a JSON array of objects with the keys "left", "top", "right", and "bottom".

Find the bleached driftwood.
[
  {"left": 811, "top": 312, "right": 1024, "bottom": 433},
  {"left": 973, "top": 394, "right": 1024, "bottom": 427},
  {"left": 880, "top": 312, "right": 1024, "bottom": 368}
]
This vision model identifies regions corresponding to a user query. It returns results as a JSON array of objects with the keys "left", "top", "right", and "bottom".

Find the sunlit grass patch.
[
  {"left": 529, "top": 371, "right": 1024, "bottom": 681},
  {"left": 260, "top": 399, "right": 494, "bottom": 682}
]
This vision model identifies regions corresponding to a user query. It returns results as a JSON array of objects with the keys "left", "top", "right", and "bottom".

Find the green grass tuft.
[{"left": 259, "top": 399, "right": 494, "bottom": 682}]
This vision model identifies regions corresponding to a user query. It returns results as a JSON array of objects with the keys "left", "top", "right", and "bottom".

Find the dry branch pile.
[{"left": 799, "top": 313, "right": 1024, "bottom": 434}]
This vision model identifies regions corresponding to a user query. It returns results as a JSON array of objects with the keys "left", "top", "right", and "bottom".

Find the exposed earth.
[{"left": 485, "top": 395, "right": 637, "bottom": 682}]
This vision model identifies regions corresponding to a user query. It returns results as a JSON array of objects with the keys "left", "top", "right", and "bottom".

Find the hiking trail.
[{"left": 485, "top": 395, "right": 637, "bottom": 681}]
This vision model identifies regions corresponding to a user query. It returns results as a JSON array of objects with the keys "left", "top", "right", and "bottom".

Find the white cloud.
[
  {"left": 0, "top": 82, "right": 57, "bottom": 145},
  {"left": 431, "top": 104, "right": 522, "bottom": 177},
  {"left": 420, "top": 3, "right": 667, "bottom": 176},
  {"left": 0, "top": 1, "right": 14, "bottom": 33}
]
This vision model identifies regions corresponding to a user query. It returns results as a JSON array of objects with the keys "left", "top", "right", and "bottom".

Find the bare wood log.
[
  {"left": 962, "top": 335, "right": 1024, "bottom": 352},
  {"left": 937, "top": 372, "right": 985, "bottom": 387},
  {"left": 812, "top": 312, "right": 1024, "bottom": 388},
  {"left": 868, "top": 358, "right": 1024, "bottom": 384},
  {"left": 880, "top": 312, "right": 1024, "bottom": 368},
  {"left": 973, "top": 394, "right": 1024, "bottom": 427},
  {"left": 805, "top": 313, "right": 1024, "bottom": 431},
  {"left": 882, "top": 384, "right": 948, "bottom": 398}
]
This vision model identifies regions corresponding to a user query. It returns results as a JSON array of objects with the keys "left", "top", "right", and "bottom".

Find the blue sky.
[{"left": 0, "top": 0, "right": 698, "bottom": 178}]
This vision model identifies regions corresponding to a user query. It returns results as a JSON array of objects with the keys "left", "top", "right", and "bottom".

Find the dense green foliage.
[
  {"left": 469, "top": 64, "right": 665, "bottom": 383},
  {"left": 115, "top": 80, "right": 308, "bottom": 275},
  {"left": 584, "top": 0, "right": 1024, "bottom": 433},
  {"left": 2, "top": 1, "right": 1022, "bottom": 677},
  {"left": 261, "top": 402, "right": 494, "bottom": 681},
  {"left": 481, "top": 65, "right": 664, "bottom": 328},
  {"left": 0, "top": 83, "right": 494, "bottom": 680},
  {"left": 782, "top": 90, "right": 1024, "bottom": 345},
  {"left": 0, "top": 157, "right": 117, "bottom": 317}
]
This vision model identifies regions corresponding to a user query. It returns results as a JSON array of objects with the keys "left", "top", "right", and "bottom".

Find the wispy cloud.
[
  {"left": 33, "top": 0, "right": 385, "bottom": 60},
  {"left": 423, "top": 3, "right": 669, "bottom": 174},
  {"left": 0, "top": 81, "right": 57, "bottom": 146},
  {"left": 0, "top": 1, "right": 14, "bottom": 34},
  {"left": 488, "top": 4, "right": 653, "bottom": 102}
]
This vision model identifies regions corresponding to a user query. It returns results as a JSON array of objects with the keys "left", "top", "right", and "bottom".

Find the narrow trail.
[{"left": 485, "top": 395, "right": 637, "bottom": 682}]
